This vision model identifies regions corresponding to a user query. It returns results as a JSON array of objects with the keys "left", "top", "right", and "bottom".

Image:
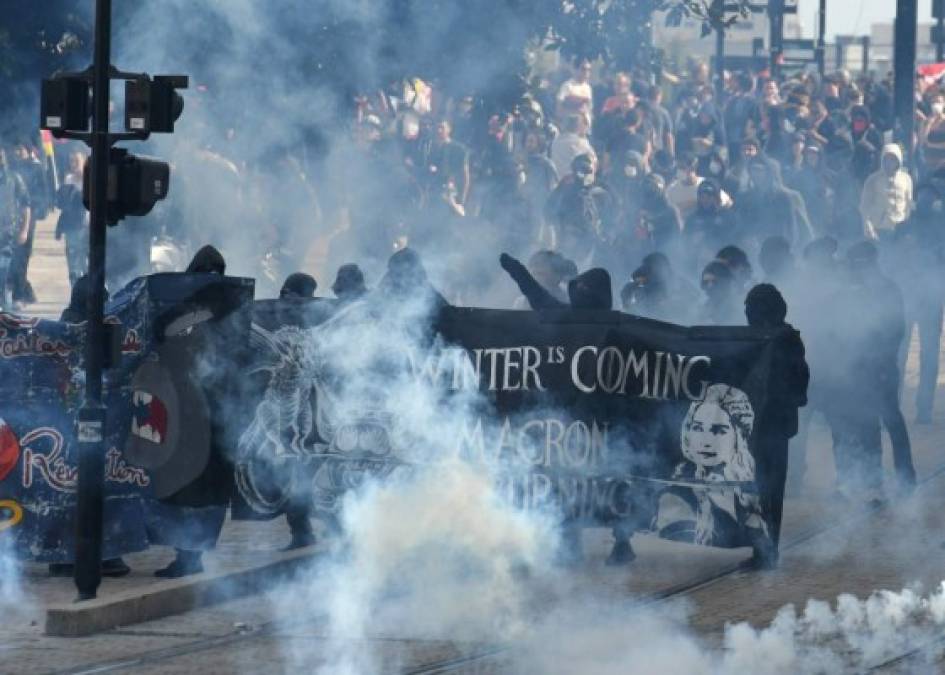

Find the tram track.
[{"left": 46, "top": 460, "right": 945, "bottom": 675}]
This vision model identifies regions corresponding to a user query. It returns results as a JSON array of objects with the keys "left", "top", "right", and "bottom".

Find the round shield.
[{"left": 124, "top": 342, "right": 211, "bottom": 499}]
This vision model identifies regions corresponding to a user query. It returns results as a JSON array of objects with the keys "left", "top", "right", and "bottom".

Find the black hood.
[
  {"left": 568, "top": 267, "right": 613, "bottom": 310},
  {"left": 186, "top": 245, "right": 226, "bottom": 275}
]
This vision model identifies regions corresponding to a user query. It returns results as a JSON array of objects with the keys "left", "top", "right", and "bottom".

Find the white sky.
[{"left": 799, "top": 0, "right": 934, "bottom": 40}]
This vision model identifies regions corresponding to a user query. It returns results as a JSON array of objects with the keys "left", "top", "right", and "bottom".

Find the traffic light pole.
[{"left": 74, "top": 0, "right": 111, "bottom": 601}]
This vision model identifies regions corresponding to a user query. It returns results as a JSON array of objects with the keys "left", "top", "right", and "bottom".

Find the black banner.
[{"left": 234, "top": 300, "right": 787, "bottom": 551}]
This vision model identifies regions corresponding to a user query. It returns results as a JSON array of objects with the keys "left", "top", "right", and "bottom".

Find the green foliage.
[{"left": 0, "top": 0, "right": 90, "bottom": 85}]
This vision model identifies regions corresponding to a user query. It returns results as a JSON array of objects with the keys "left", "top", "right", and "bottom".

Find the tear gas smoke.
[{"left": 0, "top": 534, "right": 27, "bottom": 629}]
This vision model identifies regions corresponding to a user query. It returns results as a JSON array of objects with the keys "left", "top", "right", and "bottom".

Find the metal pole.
[
  {"left": 893, "top": 0, "right": 918, "bottom": 165},
  {"left": 937, "top": 14, "right": 944, "bottom": 62},
  {"left": 715, "top": 25, "right": 725, "bottom": 101},
  {"left": 74, "top": 0, "right": 111, "bottom": 601},
  {"left": 816, "top": 0, "right": 827, "bottom": 76},
  {"left": 769, "top": 0, "right": 784, "bottom": 80}
]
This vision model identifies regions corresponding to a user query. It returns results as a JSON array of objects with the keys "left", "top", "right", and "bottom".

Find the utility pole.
[
  {"left": 769, "top": 0, "right": 785, "bottom": 80},
  {"left": 715, "top": 23, "right": 726, "bottom": 100},
  {"left": 816, "top": 0, "right": 827, "bottom": 76},
  {"left": 934, "top": 0, "right": 945, "bottom": 62},
  {"left": 73, "top": 0, "right": 112, "bottom": 602},
  {"left": 894, "top": 0, "right": 918, "bottom": 165}
]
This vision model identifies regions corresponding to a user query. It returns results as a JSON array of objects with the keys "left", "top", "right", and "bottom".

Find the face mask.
[
  {"left": 783, "top": 120, "right": 795, "bottom": 133},
  {"left": 624, "top": 165, "right": 638, "bottom": 178},
  {"left": 709, "top": 161, "right": 721, "bottom": 174},
  {"left": 933, "top": 102, "right": 945, "bottom": 116},
  {"left": 581, "top": 172, "right": 595, "bottom": 187}
]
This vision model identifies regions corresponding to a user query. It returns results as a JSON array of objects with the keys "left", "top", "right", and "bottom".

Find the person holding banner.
[
  {"left": 744, "top": 283, "right": 809, "bottom": 561},
  {"left": 146, "top": 245, "right": 233, "bottom": 577}
]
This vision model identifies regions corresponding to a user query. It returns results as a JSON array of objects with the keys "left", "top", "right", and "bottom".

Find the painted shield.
[
  {"left": 0, "top": 418, "right": 20, "bottom": 482},
  {"left": 124, "top": 341, "right": 212, "bottom": 499}
]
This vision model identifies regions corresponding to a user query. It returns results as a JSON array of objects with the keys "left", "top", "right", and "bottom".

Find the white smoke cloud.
[
  {"left": 308, "top": 462, "right": 557, "bottom": 675},
  {"left": 0, "top": 534, "right": 25, "bottom": 618}
]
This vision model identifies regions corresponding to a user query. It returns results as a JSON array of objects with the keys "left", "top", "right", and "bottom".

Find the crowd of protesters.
[
  {"left": 8, "top": 57, "right": 945, "bottom": 530},
  {"left": 323, "top": 59, "right": 942, "bottom": 503}
]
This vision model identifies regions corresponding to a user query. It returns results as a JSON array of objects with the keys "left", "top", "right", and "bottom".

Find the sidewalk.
[{"left": 21, "top": 211, "right": 72, "bottom": 320}]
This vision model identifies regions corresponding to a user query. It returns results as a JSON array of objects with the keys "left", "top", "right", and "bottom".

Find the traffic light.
[
  {"left": 40, "top": 71, "right": 185, "bottom": 225},
  {"left": 124, "top": 75, "right": 188, "bottom": 133},
  {"left": 83, "top": 148, "right": 170, "bottom": 225},
  {"left": 40, "top": 77, "right": 90, "bottom": 134}
]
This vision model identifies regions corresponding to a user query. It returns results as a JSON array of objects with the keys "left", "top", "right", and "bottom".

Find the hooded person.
[
  {"left": 331, "top": 263, "right": 368, "bottom": 303},
  {"left": 377, "top": 248, "right": 448, "bottom": 308},
  {"left": 849, "top": 104, "right": 883, "bottom": 152},
  {"left": 743, "top": 283, "right": 809, "bottom": 564},
  {"left": 698, "top": 259, "right": 742, "bottom": 325},
  {"left": 545, "top": 153, "right": 614, "bottom": 266},
  {"left": 185, "top": 245, "right": 226, "bottom": 275},
  {"left": 793, "top": 142, "right": 834, "bottom": 234},
  {"left": 59, "top": 275, "right": 110, "bottom": 324},
  {"left": 684, "top": 179, "right": 737, "bottom": 271},
  {"left": 636, "top": 173, "right": 682, "bottom": 259},
  {"left": 500, "top": 252, "right": 612, "bottom": 311},
  {"left": 825, "top": 241, "right": 915, "bottom": 498},
  {"left": 860, "top": 144, "right": 913, "bottom": 241},
  {"left": 621, "top": 252, "right": 699, "bottom": 323},
  {"left": 850, "top": 137, "right": 878, "bottom": 185},
  {"left": 279, "top": 272, "right": 317, "bottom": 299},
  {"left": 893, "top": 182, "right": 945, "bottom": 424},
  {"left": 145, "top": 245, "right": 247, "bottom": 578},
  {"left": 499, "top": 253, "right": 645, "bottom": 566},
  {"left": 716, "top": 245, "right": 754, "bottom": 292},
  {"left": 734, "top": 157, "right": 812, "bottom": 249}
]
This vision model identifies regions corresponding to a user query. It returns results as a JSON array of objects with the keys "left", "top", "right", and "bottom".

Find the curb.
[{"left": 44, "top": 545, "right": 320, "bottom": 637}]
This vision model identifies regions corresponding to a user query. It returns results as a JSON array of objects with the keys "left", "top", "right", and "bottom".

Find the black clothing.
[
  {"left": 280, "top": 272, "right": 317, "bottom": 299},
  {"left": 499, "top": 253, "right": 612, "bottom": 311},
  {"left": 745, "top": 284, "right": 809, "bottom": 547},
  {"left": 186, "top": 245, "right": 227, "bottom": 275},
  {"left": 545, "top": 176, "right": 615, "bottom": 263},
  {"left": 895, "top": 211, "right": 945, "bottom": 422}
]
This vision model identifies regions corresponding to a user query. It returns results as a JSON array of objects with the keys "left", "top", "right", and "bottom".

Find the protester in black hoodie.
[
  {"left": 500, "top": 252, "right": 643, "bottom": 566},
  {"left": 744, "top": 283, "right": 809, "bottom": 566},
  {"left": 279, "top": 272, "right": 317, "bottom": 299}
]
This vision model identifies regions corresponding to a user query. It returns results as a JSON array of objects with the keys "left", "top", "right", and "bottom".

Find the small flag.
[
  {"left": 39, "top": 129, "right": 59, "bottom": 192},
  {"left": 40, "top": 129, "right": 55, "bottom": 157}
]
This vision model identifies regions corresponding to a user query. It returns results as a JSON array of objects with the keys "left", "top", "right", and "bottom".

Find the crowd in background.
[{"left": 6, "top": 57, "right": 945, "bottom": 508}]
